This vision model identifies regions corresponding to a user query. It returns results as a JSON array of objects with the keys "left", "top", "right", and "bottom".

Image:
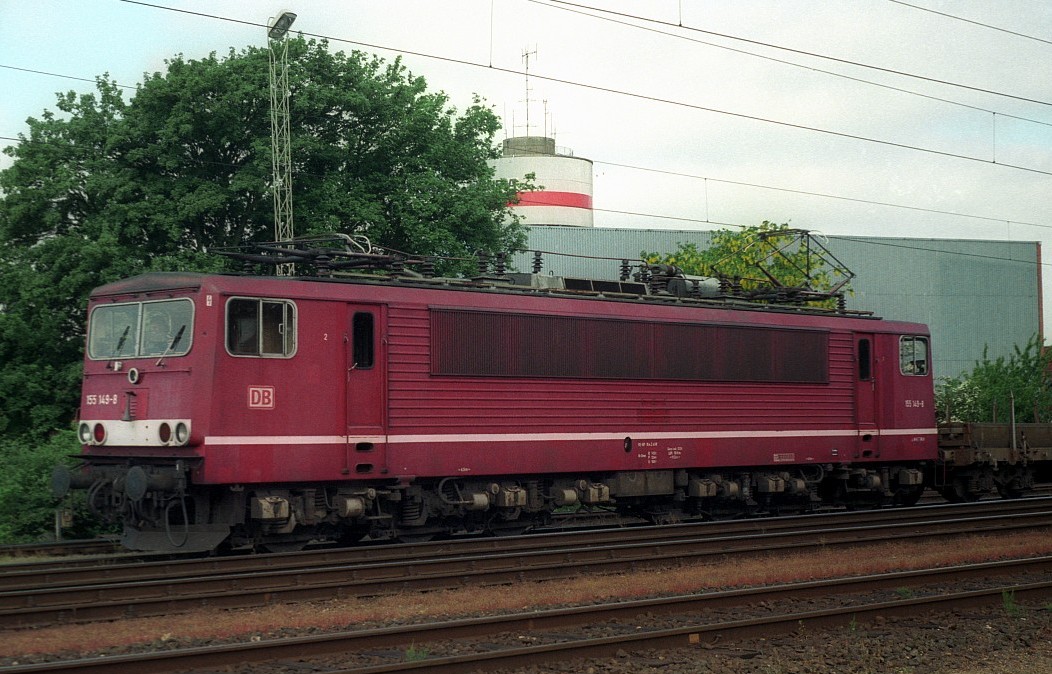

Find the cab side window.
[
  {"left": 857, "top": 338, "right": 872, "bottom": 380},
  {"left": 899, "top": 336, "right": 929, "bottom": 376},
  {"left": 227, "top": 298, "right": 296, "bottom": 357},
  {"left": 352, "top": 312, "right": 375, "bottom": 369}
]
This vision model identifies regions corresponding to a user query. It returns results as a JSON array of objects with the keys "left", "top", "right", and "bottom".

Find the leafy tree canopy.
[
  {"left": 936, "top": 335, "right": 1052, "bottom": 423},
  {"left": 0, "top": 37, "right": 529, "bottom": 439}
]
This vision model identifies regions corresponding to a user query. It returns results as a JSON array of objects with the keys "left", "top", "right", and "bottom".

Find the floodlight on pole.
[
  {"left": 268, "top": 11, "right": 296, "bottom": 276},
  {"left": 268, "top": 11, "right": 297, "bottom": 39}
]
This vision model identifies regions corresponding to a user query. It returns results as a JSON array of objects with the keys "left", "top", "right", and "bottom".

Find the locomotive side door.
[
  {"left": 345, "top": 304, "right": 387, "bottom": 439},
  {"left": 854, "top": 333, "right": 881, "bottom": 456}
]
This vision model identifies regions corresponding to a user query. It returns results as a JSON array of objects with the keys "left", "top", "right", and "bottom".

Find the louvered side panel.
[{"left": 387, "top": 304, "right": 858, "bottom": 435}]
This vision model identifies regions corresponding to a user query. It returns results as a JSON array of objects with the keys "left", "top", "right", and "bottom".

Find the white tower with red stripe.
[{"left": 490, "top": 136, "right": 594, "bottom": 228}]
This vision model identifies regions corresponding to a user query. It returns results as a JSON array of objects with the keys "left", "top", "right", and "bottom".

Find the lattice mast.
[{"left": 268, "top": 11, "right": 297, "bottom": 276}]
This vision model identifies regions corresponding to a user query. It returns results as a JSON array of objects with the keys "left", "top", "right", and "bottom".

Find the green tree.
[
  {"left": 0, "top": 38, "right": 528, "bottom": 441},
  {"left": 936, "top": 335, "right": 1052, "bottom": 423},
  {"left": 642, "top": 221, "right": 852, "bottom": 306}
]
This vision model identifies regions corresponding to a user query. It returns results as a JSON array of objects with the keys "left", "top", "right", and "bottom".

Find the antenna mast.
[{"left": 522, "top": 47, "right": 537, "bottom": 137}]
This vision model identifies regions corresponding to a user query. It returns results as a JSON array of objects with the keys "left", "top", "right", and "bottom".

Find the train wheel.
[
  {"left": 995, "top": 467, "right": 1032, "bottom": 499},
  {"left": 995, "top": 479, "right": 1026, "bottom": 499},
  {"left": 939, "top": 479, "right": 980, "bottom": 503},
  {"left": 892, "top": 486, "right": 924, "bottom": 507}
]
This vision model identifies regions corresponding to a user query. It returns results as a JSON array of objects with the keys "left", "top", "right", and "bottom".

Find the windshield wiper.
[
  {"left": 111, "top": 326, "right": 130, "bottom": 359},
  {"left": 155, "top": 324, "right": 187, "bottom": 367}
]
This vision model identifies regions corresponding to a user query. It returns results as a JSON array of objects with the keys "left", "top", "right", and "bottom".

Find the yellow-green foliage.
[{"left": 643, "top": 221, "right": 850, "bottom": 307}]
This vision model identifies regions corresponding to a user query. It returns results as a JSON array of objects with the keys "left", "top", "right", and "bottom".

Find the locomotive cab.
[
  {"left": 55, "top": 272, "right": 393, "bottom": 552},
  {"left": 52, "top": 274, "right": 230, "bottom": 551},
  {"left": 840, "top": 330, "right": 934, "bottom": 507}
]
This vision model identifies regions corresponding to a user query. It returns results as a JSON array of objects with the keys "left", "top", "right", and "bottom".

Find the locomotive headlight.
[
  {"left": 158, "top": 421, "right": 189, "bottom": 446},
  {"left": 92, "top": 423, "right": 107, "bottom": 445},
  {"left": 78, "top": 423, "right": 92, "bottom": 445}
]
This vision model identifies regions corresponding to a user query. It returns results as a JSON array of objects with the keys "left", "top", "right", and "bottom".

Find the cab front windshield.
[{"left": 88, "top": 299, "right": 194, "bottom": 359}]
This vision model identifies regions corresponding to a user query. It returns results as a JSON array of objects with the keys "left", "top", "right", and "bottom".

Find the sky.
[{"left": 1, "top": 1, "right": 1051, "bottom": 324}]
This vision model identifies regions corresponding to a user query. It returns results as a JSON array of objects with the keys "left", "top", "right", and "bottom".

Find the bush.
[
  {"left": 0, "top": 430, "right": 111, "bottom": 543},
  {"left": 936, "top": 335, "right": 1052, "bottom": 423}
]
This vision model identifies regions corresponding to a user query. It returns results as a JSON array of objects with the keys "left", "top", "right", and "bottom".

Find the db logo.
[{"left": 248, "top": 386, "right": 275, "bottom": 409}]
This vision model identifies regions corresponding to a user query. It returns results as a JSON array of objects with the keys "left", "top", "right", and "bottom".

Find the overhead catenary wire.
[
  {"left": 528, "top": 0, "right": 1052, "bottom": 128},
  {"left": 589, "top": 158, "right": 1048, "bottom": 230},
  {"left": 6, "top": 3, "right": 1043, "bottom": 189},
  {"left": 5, "top": 58, "right": 1048, "bottom": 181},
  {"left": 548, "top": 0, "right": 1052, "bottom": 108},
  {"left": 887, "top": 0, "right": 1052, "bottom": 47},
  {"left": 4, "top": 118, "right": 1044, "bottom": 271},
  {"left": 1, "top": 2, "right": 1048, "bottom": 272},
  {"left": 0, "top": 64, "right": 137, "bottom": 90},
  {"left": 3, "top": 113, "right": 1046, "bottom": 236},
  {"left": 109, "top": 0, "right": 1052, "bottom": 178}
]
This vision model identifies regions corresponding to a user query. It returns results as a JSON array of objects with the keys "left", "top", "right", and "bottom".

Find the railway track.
[
  {"left": 4, "top": 486, "right": 1047, "bottom": 571},
  {"left": 6, "top": 498, "right": 1051, "bottom": 587},
  {"left": 4, "top": 556, "right": 1050, "bottom": 673},
  {"left": 2, "top": 498, "right": 1051, "bottom": 629}
]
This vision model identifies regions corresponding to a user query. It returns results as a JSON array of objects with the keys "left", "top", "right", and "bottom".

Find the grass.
[
  {"left": 1002, "top": 590, "right": 1023, "bottom": 618},
  {"left": 3, "top": 528, "right": 1052, "bottom": 661},
  {"left": 404, "top": 642, "right": 430, "bottom": 662}
]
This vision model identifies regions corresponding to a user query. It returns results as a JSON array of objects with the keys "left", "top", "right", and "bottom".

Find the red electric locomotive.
[{"left": 54, "top": 243, "right": 938, "bottom": 552}]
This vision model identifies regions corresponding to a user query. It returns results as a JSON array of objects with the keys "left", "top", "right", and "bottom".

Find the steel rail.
[
  {"left": 359, "top": 580, "right": 1052, "bottom": 674},
  {"left": 1, "top": 506, "right": 1050, "bottom": 628},
  {"left": 4, "top": 556, "right": 1051, "bottom": 674}
]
